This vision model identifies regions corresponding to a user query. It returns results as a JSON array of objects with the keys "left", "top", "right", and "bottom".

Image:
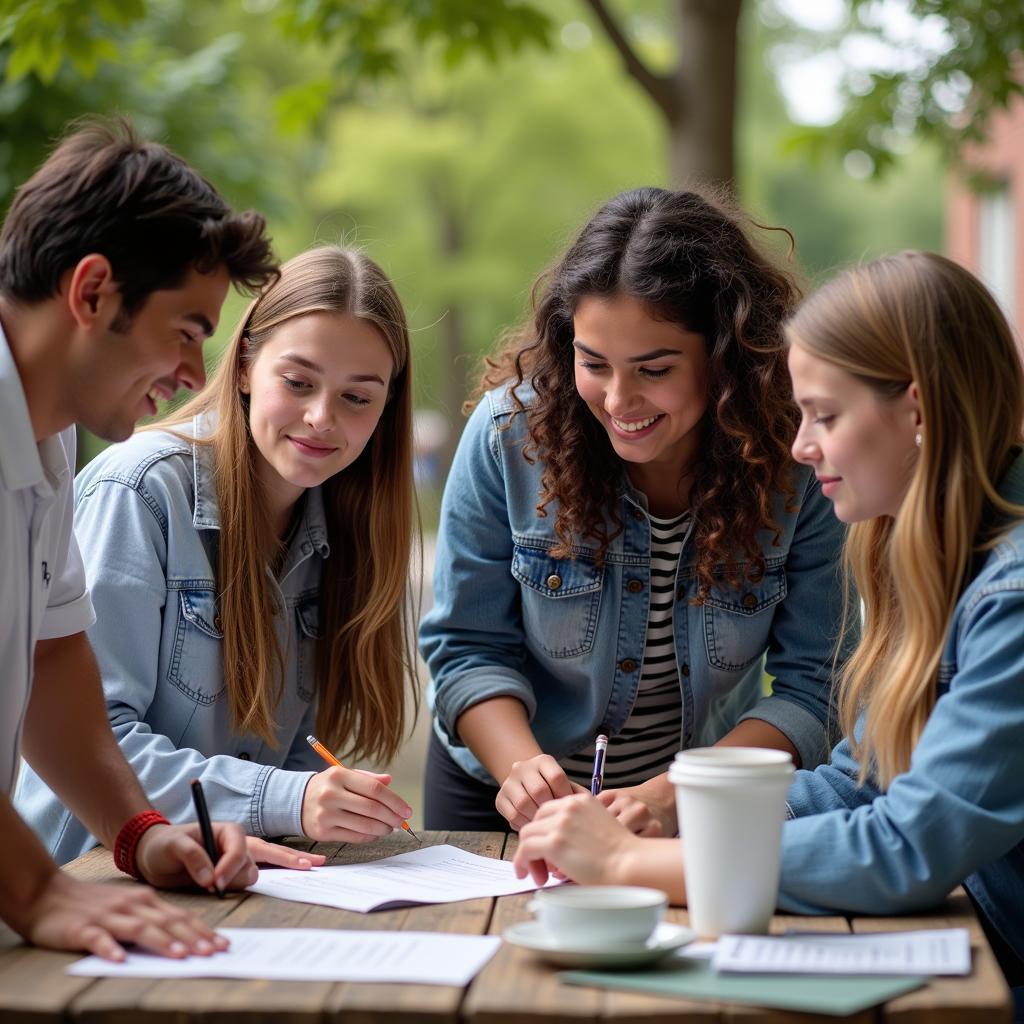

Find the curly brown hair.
[{"left": 474, "top": 186, "right": 803, "bottom": 601}]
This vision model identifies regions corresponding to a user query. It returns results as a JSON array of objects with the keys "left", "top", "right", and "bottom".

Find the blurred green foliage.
[{"left": 1, "top": 0, "right": 946, "bottom": 498}]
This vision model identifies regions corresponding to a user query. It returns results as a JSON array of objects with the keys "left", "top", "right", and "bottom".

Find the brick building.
[{"left": 947, "top": 94, "right": 1024, "bottom": 333}]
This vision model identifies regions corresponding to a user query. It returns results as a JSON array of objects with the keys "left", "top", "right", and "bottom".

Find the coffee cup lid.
[{"left": 668, "top": 746, "right": 794, "bottom": 784}]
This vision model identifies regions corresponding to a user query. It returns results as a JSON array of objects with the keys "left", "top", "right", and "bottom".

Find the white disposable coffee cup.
[
  {"left": 668, "top": 747, "right": 794, "bottom": 938},
  {"left": 528, "top": 886, "right": 667, "bottom": 948}
]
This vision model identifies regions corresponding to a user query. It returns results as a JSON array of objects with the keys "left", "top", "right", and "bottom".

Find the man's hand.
[
  {"left": 596, "top": 773, "right": 678, "bottom": 836},
  {"left": 495, "top": 754, "right": 588, "bottom": 831},
  {"left": 11, "top": 869, "right": 229, "bottom": 962},
  {"left": 134, "top": 822, "right": 255, "bottom": 892}
]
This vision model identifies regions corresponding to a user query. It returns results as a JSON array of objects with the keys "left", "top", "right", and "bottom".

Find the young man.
[{"left": 0, "top": 117, "right": 302, "bottom": 963}]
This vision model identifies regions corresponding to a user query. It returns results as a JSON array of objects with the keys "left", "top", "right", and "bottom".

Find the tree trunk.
[
  {"left": 583, "top": 0, "right": 742, "bottom": 189},
  {"left": 668, "top": 0, "right": 741, "bottom": 188},
  {"left": 428, "top": 177, "right": 468, "bottom": 481}
]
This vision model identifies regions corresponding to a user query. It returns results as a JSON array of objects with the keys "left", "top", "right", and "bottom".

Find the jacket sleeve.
[
  {"left": 776, "top": 576, "right": 1024, "bottom": 915},
  {"left": 419, "top": 397, "right": 537, "bottom": 746},
  {"left": 74, "top": 473, "right": 310, "bottom": 839},
  {"left": 739, "top": 469, "right": 856, "bottom": 768}
]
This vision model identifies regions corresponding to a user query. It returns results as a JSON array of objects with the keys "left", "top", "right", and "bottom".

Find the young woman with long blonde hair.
[
  {"left": 512, "top": 250, "right": 1024, "bottom": 1000},
  {"left": 17, "top": 246, "right": 421, "bottom": 861}
]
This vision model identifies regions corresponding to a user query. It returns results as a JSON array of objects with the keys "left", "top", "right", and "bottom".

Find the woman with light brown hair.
[
  {"left": 17, "top": 245, "right": 421, "bottom": 861},
  {"left": 420, "top": 187, "right": 854, "bottom": 833}
]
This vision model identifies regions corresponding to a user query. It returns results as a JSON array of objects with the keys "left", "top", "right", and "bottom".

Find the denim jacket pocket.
[
  {"left": 295, "top": 596, "right": 321, "bottom": 702},
  {"left": 168, "top": 588, "right": 226, "bottom": 704},
  {"left": 512, "top": 544, "right": 603, "bottom": 658},
  {"left": 703, "top": 565, "right": 788, "bottom": 671}
]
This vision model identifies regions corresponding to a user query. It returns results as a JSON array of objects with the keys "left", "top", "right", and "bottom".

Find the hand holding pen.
[
  {"left": 303, "top": 735, "right": 421, "bottom": 843},
  {"left": 190, "top": 778, "right": 225, "bottom": 898}
]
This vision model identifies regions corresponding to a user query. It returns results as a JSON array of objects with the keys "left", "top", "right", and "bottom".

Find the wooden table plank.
[
  {"left": 850, "top": 889, "right": 1012, "bottom": 1024},
  {"left": 0, "top": 834, "right": 1014, "bottom": 1024},
  {"left": 461, "top": 833, "right": 608, "bottom": 1024}
]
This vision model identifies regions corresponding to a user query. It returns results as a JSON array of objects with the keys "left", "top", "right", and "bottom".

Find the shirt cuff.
[
  {"left": 38, "top": 591, "right": 96, "bottom": 641},
  {"left": 257, "top": 767, "right": 315, "bottom": 838},
  {"left": 431, "top": 667, "right": 538, "bottom": 747},
  {"left": 737, "top": 695, "right": 830, "bottom": 770}
]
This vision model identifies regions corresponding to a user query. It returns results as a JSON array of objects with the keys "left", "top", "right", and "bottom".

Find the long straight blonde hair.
[
  {"left": 785, "top": 251, "right": 1024, "bottom": 787},
  {"left": 157, "top": 245, "right": 418, "bottom": 762}
]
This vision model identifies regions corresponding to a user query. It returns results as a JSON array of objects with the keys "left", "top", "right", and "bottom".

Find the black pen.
[
  {"left": 190, "top": 778, "right": 225, "bottom": 899},
  {"left": 591, "top": 734, "right": 609, "bottom": 796}
]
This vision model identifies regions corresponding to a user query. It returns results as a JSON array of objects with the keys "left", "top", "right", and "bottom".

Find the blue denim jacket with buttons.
[
  {"left": 15, "top": 417, "right": 326, "bottom": 863},
  {"left": 778, "top": 450, "right": 1024, "bottom": 964},
  {"left": 419, "top": 385, "right": 854, "bottom": 785}
]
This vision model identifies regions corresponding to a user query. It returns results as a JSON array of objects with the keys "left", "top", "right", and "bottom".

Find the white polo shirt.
[{"left": 0, "top": 322, "right": 95, "bottom": 795}]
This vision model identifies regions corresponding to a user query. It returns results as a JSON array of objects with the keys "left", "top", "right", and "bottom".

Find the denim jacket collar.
[{"left": 187, "top": 413, "right": 330, "bottom": 563}]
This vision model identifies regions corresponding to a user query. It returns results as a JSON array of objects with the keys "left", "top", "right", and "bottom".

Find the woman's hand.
[
  {"left": 301, "top": 766, "right": 412, "bottom": 842},
  {"left": 244, "top": 837, "right": 326, "bottom": 869},
  {"left": 135, "top": 821, "right": 256, "bottom": 892},
  {"left": 513, "top": 794, "right": 643, "bottom": 886},
  {"left": 596, "top": 773, "right": 677, "bottom": 836},
  {"left": 495, "top": 754, "right": 588, "bottom": 831}
]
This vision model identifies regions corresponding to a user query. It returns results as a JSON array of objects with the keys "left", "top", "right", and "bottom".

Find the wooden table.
[{"left": 0, "top": 831, "right": 1012, "bottom": 1023}]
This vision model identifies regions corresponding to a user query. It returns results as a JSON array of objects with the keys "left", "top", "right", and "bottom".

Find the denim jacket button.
[
  {"left": 619, "top": 658, "right": 638, "bottom": 673},
  {"left": 742, "top": 593, "right": 758, "bottom": 610},
  {"left": 546, "top": 574, "right": 562, "bottom": 591},
  {"left": 627, "top": 579, "right": 644, "bottom": 594},
  {"left": 676, "top": 584, "right": 686, "bottom": 600},
  {"left": 238, "top": 751, "right": 251, "bottom": 760},
  {"left": 631, "top": 508, "right": 644, "bottom": 521},
  {"left": 681, "top": 662, "right": 690, "bottom": 677}
]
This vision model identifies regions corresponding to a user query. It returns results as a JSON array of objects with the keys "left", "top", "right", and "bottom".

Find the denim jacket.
[
  {"left": 778, "top": 450, "right": 1024, "bottom": 964},
  {"left": 15, "top": 418, "right": 327, "bottom": 863},
  {"left": 419, "top": 386, "right": 853, "bottom": 785}
]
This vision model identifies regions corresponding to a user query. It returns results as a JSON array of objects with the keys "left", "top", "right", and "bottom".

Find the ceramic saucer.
[{"left": 502, "top": 921, "right": 696, "bottom": 968}]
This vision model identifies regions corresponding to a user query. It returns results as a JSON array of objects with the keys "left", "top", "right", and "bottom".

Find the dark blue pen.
[
  {"left": 591, "top": 734, "right": 609, "bottom": 796},
  {"left": 190, "top": 778, "right": 225, "bottom": 899}
]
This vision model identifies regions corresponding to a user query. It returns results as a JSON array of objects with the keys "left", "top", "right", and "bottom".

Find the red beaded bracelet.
[{"left": 113, "top": 810, "right": 170, "bottom": 880}]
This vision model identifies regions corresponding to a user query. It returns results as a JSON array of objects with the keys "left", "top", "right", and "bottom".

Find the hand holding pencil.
[{"left": 303, "top": 735, "right": 421, "bottom": 843}]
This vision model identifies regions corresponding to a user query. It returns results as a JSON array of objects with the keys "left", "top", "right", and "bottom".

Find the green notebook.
[{"left": 561, "top": 960, "right": 927, "bottom": 1016}]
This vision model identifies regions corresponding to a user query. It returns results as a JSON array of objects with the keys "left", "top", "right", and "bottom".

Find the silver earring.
[{"left": 915, "top": 431, "right": 922, "bottom": 448}]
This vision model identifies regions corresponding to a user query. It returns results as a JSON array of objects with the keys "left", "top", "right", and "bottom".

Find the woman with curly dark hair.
[{"left": 419, "top": 187, "right": 853, "bottom": 833}]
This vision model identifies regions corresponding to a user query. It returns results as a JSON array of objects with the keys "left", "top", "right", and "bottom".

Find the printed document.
[
  {"left": 247, "top": 843, "right": 557, "bottom": 912},
  {"left": 68, "top": 928, "right": 500, "bottom": 985},
  {"left": 713, "top": 928, "right": 971, "bottom": 975}
]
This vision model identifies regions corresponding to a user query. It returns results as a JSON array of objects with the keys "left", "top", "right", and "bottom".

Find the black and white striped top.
[{"left": 560, "top": 510, "right": 691, "bottom": 790}]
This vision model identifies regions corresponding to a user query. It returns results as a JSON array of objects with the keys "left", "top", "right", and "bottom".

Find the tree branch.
[{"left": 581, "top": 0, "right": 678, "bottom": 119}]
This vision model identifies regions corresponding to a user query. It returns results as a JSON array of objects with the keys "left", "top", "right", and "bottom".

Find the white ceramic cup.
[
  {"left": 668, "top": 747, "right": 794, "bottom": 938},
  {"left": 528, "top": 886, "right": 667, "bottom": 949}
]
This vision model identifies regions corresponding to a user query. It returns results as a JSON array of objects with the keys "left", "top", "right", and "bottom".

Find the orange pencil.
[{"left": 306, "top": 734, "right": 421, "bottom": 843}]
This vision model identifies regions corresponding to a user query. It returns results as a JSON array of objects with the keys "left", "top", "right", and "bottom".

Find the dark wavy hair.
[{"left": 474, "top": 186, "right": 803, "bottom": 601}]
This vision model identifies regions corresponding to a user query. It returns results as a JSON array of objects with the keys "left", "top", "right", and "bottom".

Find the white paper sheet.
[
  {"left": 246, "top": 843, "right": 557, "bottom": 912},
  {"left": 713, "top": 928, "right": 971, "bottom": 976},
  {"left": 67, "top": 928, "right": 500, "bottom": 985}
]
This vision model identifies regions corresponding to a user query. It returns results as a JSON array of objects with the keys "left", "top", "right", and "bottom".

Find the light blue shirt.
[
  {"left": 15, "top": 418, "right": 327, "bottom": 862},
  {"left": 420, "top": 385, "right": 854, "bottom": 785},
  {"left": 778, "top": 450, "right": 1024, "bottom": 964}
]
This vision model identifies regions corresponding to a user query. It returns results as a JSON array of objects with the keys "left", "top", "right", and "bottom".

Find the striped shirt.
[{"left": 561, "top": 510, "right": 691, "bottom": 789}]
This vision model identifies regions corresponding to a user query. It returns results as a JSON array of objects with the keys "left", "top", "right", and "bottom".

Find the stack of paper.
[{"left": 712, "top": 928, "right": 972, "bottom": 975}]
